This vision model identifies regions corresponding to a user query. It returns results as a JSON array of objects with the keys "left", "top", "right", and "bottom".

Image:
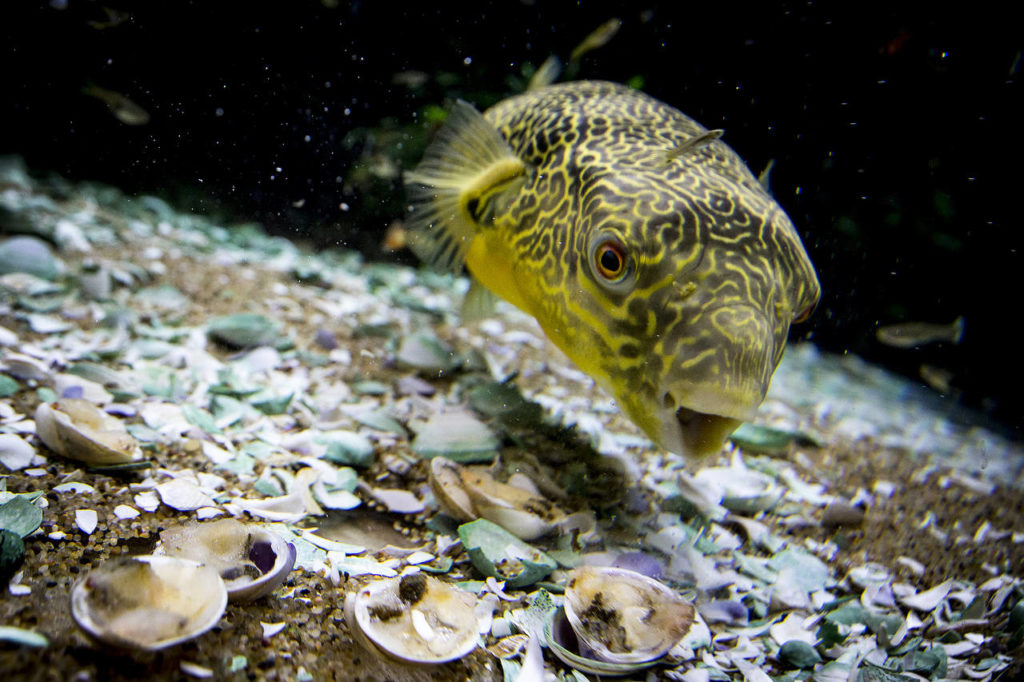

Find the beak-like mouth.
[
  {"left": 670, "top": 406, "right": 743, "bottom": 459},
  {"left": 654, "top": 303, "right": 776, "bottom": 458},
  {"left": 658, "top": 384, "right": 758, "bottom": 459}
]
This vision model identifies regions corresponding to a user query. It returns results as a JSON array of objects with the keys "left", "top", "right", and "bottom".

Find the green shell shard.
[{"left": 458, "top": 519, "right": 556, "bottom": 588}]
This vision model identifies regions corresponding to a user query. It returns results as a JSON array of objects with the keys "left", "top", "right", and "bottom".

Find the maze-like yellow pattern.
[{"left": 408, "top": 80, "right": 819, "bottom": 456}]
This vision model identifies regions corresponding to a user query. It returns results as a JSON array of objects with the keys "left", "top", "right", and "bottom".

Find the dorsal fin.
[
  {"left": 758, "top": 158, "right": 776, "bottom": 194},
  {"left": 404, "top": 100, "right": 526, "bottom": 273},
  {"left": 569, "top": 18, "right": 622, "bottom": 63},
  {"left": 662, "top": 128, "right": 724, "bottom": 164},
  {"left": 527, "top": 56, "right": 562, "bottom": 91}
]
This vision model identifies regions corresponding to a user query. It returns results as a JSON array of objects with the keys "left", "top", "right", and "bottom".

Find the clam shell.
[
  {"left": 70, "top": 555, "right": 227, "bottom": 651},
  {"left": 428, "top": 457, "right": 561, "bottom": 540},
  {"left": 34, "top": 399, "right": 141, "bottom": 465},
  {"left": 545, "top": 606, "right": 661, "bottom": 677},
  {"left": 344, "top": 573, "right": 479, "bottom": 665},
  {"left": 154, "top": 519, "right": 296, "bottom": 602},
  {"left": 428, "top": 457, "right": 475, "bottom": 522},
  {"left": 563, "top": 565, "right": 695, "bottom": 665}
]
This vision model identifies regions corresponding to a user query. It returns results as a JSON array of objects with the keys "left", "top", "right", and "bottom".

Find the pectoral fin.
[
  {"left": 404, "top": 100, "right": 527, "bottom": 273},
  {"left": 662, "top": 128, "right": 724, "bottom": 165},
  {"left": 460, "top": 277, "right": 500, "bottom": 322}
]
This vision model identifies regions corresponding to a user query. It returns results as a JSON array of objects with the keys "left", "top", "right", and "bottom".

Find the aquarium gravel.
[{"left": 1, "top": 159, "right": 1022, "bottom": 680}]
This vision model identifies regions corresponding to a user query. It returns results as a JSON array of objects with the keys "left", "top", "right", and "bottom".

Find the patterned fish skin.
[{"left": 407, "top": 80, "right": 820, "bottom": 457}]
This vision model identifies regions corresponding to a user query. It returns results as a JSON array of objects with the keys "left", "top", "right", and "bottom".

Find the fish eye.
[
  {"left": 596, "top": 243, "right": 625, "bottom": 279},
  {"left": 589, "top": 234, "right": 632, "bottom": 286}
]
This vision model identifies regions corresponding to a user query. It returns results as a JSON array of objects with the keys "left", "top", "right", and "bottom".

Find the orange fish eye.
[{"left": 594, "top": 240, "right": 627, "bottom": 280}]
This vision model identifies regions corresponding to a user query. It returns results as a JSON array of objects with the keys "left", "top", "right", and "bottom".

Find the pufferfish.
[{"left": 404, "top": 81, "right": 820, "bottom": 458}]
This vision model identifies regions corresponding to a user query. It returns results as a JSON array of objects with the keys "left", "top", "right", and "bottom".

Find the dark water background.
[{"left": 2, "top": 2, "right": 1020, "bottom": 438}]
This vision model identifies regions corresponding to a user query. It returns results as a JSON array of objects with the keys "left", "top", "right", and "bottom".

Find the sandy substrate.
[{"left": 1, "top": 163, "right": 1021, "bottom": 680}]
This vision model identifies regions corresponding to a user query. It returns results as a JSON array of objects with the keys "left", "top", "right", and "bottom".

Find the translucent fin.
[
  {"left": 758, "top": 158, "right": 776, "bottom": 194},
  {"left": 460, "top": 277, "right": 500, "bottom": 322},
  {"left": 404, "top": 100, "right": 526, "bottom": 273},
  {"left": 951, "top": 315, "right": 965, "bottom": 344},
  {"left": 527, "top": 55, "right": 562, "bottom": 91},
  {"left": 663, "top": 129, "right": 723, "bottom": 164},
  {"left": 569, "top": 18, "right": 622, "bottom": 63}
]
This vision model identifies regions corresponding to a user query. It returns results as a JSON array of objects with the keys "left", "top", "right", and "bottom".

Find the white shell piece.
[
  {"left": 76, "top": 509, "right": 99, "bottom": 534},
  {"left": 346, "top": 573, "right": 479, "bottom": 664},
  {"left": 261, "top": 621, "right": 287, "bottom": 639},
  {"left": 70, "top": 555, "right": 227, "bottom": 651},
  {"left": 156, "top": 479, "right": 215, "bottom": 511},
  {"left": 311, "top": 476, "right": 361, "bottom": 510},
  {"left": 563, "top": 566, "right": 696, "bottom": 665},
  {"left": 0, "top": 434, "right": 37, "bottom": 471},
  {"left": 0, "top": 324, "right": 18, "bottom": 346},
  {"left": 233, "top": 487, "right": 308, "bottom": 523},
  {"left": 113, "top": 505, "right": 140, "bottom": 520},
  {"left": 53, "top": 482, "right": 96, "bottom": 495},
  {"left": 0, "top": 352, "right": 52, "bottom": 382},
  {"left": 406, "top": 551, "right": 434, "bottom": 565},
  {"left": 54, "top": 373, "right": 113, "bottom": 404},
  {"left": 692, "top": 466, "right": 783, "bottom": 513},
  {"left": 27, "top": 314, "right": 72, "bottom": 334},
  {"left": 134, "top": 490, "right": 160, "bottom": 512},
  {"left": 179, "top": 661, "right": 214, "bottom": 679},
  {"left": 899, "top": 579, "right": 954, "bottom": 612},
  {"left": 369, "top": 487, "right": 425, "bottom": 514},
  {"left": 34, "top": 400, "right": 142, "bottom": 465}
]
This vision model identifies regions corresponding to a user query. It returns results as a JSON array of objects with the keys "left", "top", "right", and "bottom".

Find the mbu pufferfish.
[{"left": 405, "top": 80, "right": 820, "bottom": 458}]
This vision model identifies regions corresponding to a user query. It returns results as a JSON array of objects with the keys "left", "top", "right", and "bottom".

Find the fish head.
[{"left": 553, "top": 166, "right": 819, "bottom": 458}]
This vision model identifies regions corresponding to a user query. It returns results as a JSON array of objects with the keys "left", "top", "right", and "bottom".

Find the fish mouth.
[
  {"left": 659, "top": 383, "right": 758, "bottom": 459},
  {"left": 655, "top": 303, "right": 776, "bottom": 458},
  {"left": 668, "top": 406, "right": 743, "bottom": 459}
]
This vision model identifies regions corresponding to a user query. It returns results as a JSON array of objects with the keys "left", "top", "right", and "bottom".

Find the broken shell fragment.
[
  {"left": 344, "top": 573, "right": 479, "bottom": 665},
  {"left": 155, "top": 519, "right": 296, "bottom": 602},
  {"left": 70, "top": 555, "right": 227, "bottom": 651},
  {"left": 411, "top": 412, "right": 499, "bottom": 461},
  {"left": 691, "top": 465, "right": 783, "bottom": 513},
  {"left": 34, "top": 399, "right": 142, "bottom": 465},
  {"left": 458, "top": 518, "right": 556, "bottom": 588},
  {"left": 562, "top": 566, "right": 695, "bottom": 667}
]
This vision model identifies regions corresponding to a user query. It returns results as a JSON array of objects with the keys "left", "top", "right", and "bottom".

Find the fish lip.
[{"left": 659, "top": 388, "right": 753, "bottom": 458}]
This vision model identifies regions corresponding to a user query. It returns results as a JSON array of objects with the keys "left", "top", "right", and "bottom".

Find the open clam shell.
[
  {"left": 70, "top": 555, "right": 227, "bottom": 651},
  {"left": 154, "top": 519, "right": 296, "bottom": 602},
  {"left": 563, "top": 565, "right": 695, "bottom": 666},
  {"left": 429, "top": 457, "right": 563, "bottom": 540},
  {"left": 545, "top": 606, "right": 662, "bottom": 677},
  {"left": 34, "top": 399, "right": 142, "bottom": 465},
  {"left": 344, "top": 573, "right": 479, "bottom": 665}
]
